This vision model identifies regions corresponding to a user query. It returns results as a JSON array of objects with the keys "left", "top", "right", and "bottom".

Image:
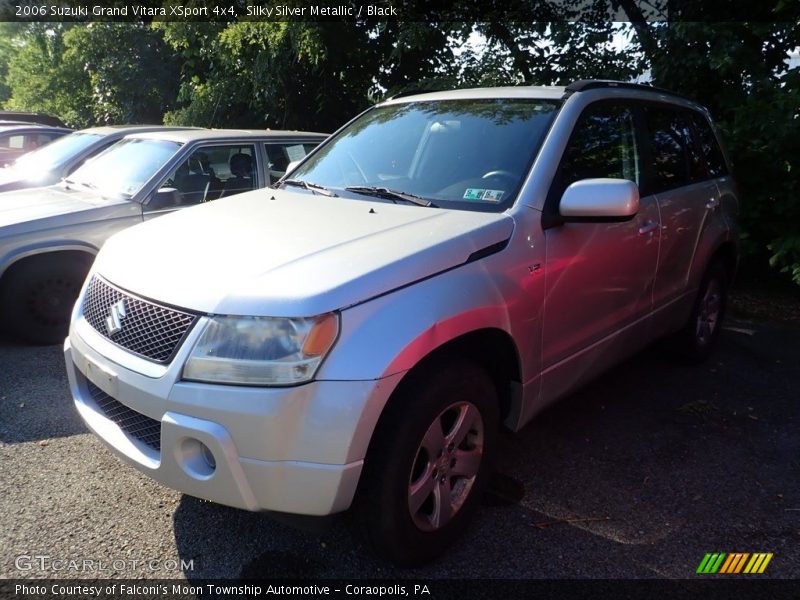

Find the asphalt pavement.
[{"left": 1, "top": 313, "right": 798, "bottom": 580}]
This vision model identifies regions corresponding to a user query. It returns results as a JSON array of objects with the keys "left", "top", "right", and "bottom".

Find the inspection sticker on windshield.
[
  {"left": 464, "top": 188, "right": 504, "bottom": 202},
  {"left": 482, "top": 189, "right": 504, "bottom": 202}
]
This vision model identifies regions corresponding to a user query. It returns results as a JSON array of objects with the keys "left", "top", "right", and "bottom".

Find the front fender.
[
  {"left": 316, "top": 250, "right": 533, "bottom": 383},
  {"left": 315, "top": 206, "right": 546, "bottom": 455},
  {"left": 0, "top": 240, "right": 98, "bottom": 280}
]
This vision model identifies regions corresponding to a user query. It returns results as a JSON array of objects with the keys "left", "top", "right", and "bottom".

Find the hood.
[
  {"left": 96, "top": 189, "right": 514, "bottom": 316},
  {"left": 0, "top": 185, "right": 138, "bottom": 234},
  {"left": 0, "top": 166, "right": 58, "bottom": 193}
]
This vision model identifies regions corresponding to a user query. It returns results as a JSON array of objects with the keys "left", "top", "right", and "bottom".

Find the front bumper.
[{"left": 65, "top": 322, "right": 402, "bottom": 515}]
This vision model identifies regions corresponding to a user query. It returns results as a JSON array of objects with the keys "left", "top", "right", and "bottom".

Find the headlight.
[{"left": 183, "top": 313, "right": 339, "bottom": 386}]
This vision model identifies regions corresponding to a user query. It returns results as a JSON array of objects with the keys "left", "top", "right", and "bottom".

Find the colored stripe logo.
[{"left": 697, "top": 553, "right": 773, "bottom": 574}]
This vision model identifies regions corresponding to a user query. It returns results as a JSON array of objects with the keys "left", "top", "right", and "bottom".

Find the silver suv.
[{"left": 65, "top": 81, "right": 738, "bottom": 565}]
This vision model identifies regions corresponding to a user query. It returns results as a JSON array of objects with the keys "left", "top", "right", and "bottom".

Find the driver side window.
[
  {"left": 151, "top": 144, "right": 257, "bottom": 210},
  {"left": 552, "top": 102, "right": 641, "bottom": 204}
]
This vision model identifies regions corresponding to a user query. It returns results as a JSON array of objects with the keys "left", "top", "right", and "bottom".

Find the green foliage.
[
  {"left": 0, "top": 23, "right": 26, "bottom": 105},
  {"left": 769, "top": 236, "right": 800, "bottom": 286},
  {"left": 453, "top": 22, "right": 642, "bottom": 87},
  {"left": 722, "top": 71, "right": 800, "bottom": 286},
  {"left": 161, "top": 22, "right": 370, "bottom": 130},
  {"left": 157, "top": 22, "right": 240, "bottom": 127},
  {"left": 4, "top": 24, "right": 92, "bottom": 126},
  {"left": 160, "top": 22, "right": 454, "bottom": 131},
  {"left": 66, "top": 23, "right": 180, "bottom": 124},
  {"left": 5, "top": 23, "right": 179, "bottom": 127}
]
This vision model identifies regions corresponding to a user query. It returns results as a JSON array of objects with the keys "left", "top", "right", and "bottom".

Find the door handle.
[
  {"left": 638, "top": 221, "right": 660, "bottom": 236},
  {"left": 706, "top": 198, "right": 720, "bottom": 210}
]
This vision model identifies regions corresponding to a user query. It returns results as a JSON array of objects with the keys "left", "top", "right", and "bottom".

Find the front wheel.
[
  {"left": 356, "top": 360, "right": 499, "bottom": 565},
  {"left": 0, "top": 254, "right": 92, "bottom": 345}
]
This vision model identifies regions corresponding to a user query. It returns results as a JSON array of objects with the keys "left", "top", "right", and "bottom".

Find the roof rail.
[
  {"left": 386, "top": 88, "right": 446, "bottom": 101},
  {"left": 562, "top": 79, "right": 692, "bottom": 101}
]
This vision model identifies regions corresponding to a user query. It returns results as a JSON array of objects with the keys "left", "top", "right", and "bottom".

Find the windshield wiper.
[
  {"left": 345, "top": 186, "right": 438, "bottom": 208},
  {"left": 278, "top": 178, "right": 338, "bottom": 197},
  {"left": 63, "top": 178, "right": 97, "bottom": 191}
]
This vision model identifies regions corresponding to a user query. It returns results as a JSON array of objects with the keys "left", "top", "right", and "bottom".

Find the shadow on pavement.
[{"left": 0, "top": 339, "right": 88, "bottom": 444}]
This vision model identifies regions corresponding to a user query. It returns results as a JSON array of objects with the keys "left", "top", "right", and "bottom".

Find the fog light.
[
  {"left": 178, "top": 438, "right": 216, "bottom": 479},
  {"left": 201, "top": 443, "right": 216, "bottom": 469}
]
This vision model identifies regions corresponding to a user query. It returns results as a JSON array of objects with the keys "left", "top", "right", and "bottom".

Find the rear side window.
[
  {"left": 689, "top": 112, "right": 728, "bottom": 177},
  {"left": 552, "top": 101, "right": 641, "bottom": 203},
  {"left": 643, "top": 106, "right": 706, "bottom": 193}
]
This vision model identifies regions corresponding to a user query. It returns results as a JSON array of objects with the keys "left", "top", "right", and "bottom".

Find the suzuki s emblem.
[{"left": 105, "top": 299, "right": 127, "bottom": 336}]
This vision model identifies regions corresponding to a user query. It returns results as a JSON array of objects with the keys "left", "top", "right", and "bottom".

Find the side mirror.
[
  {"left": 560, "top": 178, "right": 639, "bottom": 221},
  {"left": 147, "top": 187, "right": 180, "bottom": 211}
]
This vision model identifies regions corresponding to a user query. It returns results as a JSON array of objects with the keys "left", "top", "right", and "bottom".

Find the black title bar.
[{"left": 1, "top": 0, "right": 799, "bottom": 22}]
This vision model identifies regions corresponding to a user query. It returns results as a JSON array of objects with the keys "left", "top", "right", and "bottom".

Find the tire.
[
  {"left": 671, "top": 259, "right": 728, "bottom": 363},
  {"left": 0, "top": 254, "right": 92, "bottom": 345},
  {"left": 356, "top": 360, "right": 499, "bottom": 566}
]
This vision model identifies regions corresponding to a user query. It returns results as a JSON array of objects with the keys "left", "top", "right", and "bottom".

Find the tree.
[
  {"left": 66, "top": 23, "right": 181, "bottom": 124},
  {"left": 4, "top": 24, "right": 92, "bottom": 126},
  {"left": 0, "top": 23, "right": 26, "bottom": 105},
  {"left": 5, "top": 23, "right": 180, "bottom": 127},
  {"left": 159, "top": 21, "right": 455, "bottom": 131}
]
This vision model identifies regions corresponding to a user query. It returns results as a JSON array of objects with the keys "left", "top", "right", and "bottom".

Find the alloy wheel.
[{"left": 407, "top": 401, "right": 485, "bottom": 531}]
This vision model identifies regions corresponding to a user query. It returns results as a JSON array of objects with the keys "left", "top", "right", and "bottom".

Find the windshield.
[
  {"left": 68, "top": 137, "right": 181, "bottom": 199},
  {"left": 290, "top": 99, "right": 560, "bottom": 211},
  {"left": 13, "top": 132, "right": 103, "bottom": 174}
]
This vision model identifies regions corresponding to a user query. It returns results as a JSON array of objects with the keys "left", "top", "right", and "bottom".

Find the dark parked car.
[
  {"left": 0, "top": 125, "right": 199, "bottom": 194},
  {"left": 0, "top": 124, "right": 71, "bottom": 167},
  {"left": 0, "top": 111, "right": 67, "bottom": 128}
]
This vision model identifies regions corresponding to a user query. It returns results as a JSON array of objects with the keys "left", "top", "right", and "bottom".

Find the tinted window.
[
  {"left": 553, "top": 102, "right": 641, "bottom": 202},
  {"left": 690, "top": 112, "right": 728, "bottom": 177},
  {"left": 644, "top": 106, "right": 706, "bottom": 193}
]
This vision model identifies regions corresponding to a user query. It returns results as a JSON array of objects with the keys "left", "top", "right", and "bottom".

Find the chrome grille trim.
[
  {"left": 87, "top": 381, "right": 161, "bottom": 452},
  {"left": 82, "top": 276, "right": 198, "bottom": 363}
]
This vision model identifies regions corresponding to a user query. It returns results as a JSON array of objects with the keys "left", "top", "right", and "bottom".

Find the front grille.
[
  {"left": 82, "top": 276, "right": 197, "bottom": 363},
  {"left": 87, "top": 381, "right": 161, "bottom": 452}
]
